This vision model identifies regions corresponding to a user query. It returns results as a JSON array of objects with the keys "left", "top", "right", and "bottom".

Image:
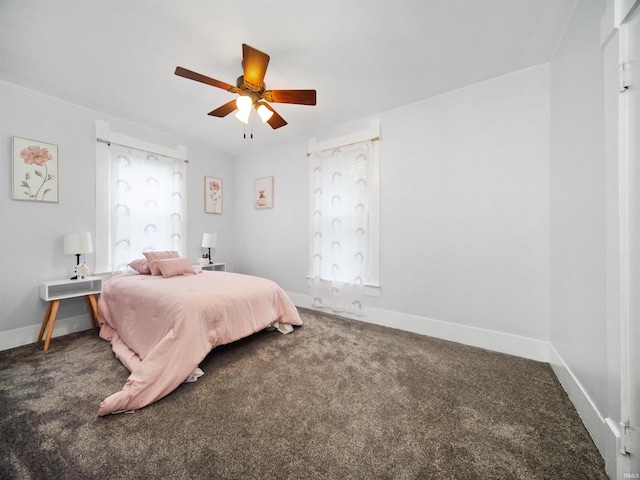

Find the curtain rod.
[
  {"left": 306, "top": 136, "right": 380, "bottom": 156},
  {"left": 96, "top": 137, "right": 188, "bottom": 163}
]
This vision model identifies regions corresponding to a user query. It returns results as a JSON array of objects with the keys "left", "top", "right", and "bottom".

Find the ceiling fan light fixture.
[
  {"left": 235, "top": 95, "right": 253, "bottom": 124},
  {"left": 234, "top": 108, "right": 251, "bottom": 124},
  {"left": 256, "top": 103, "right": 274, "bottom": 123},
  {"left": 235, "top": 95, "right": 252, "bottom": 111}
]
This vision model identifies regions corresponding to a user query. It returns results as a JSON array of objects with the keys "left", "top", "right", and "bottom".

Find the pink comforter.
[{"left": 97, "top": 271, "right": 303, "bottom": 415}]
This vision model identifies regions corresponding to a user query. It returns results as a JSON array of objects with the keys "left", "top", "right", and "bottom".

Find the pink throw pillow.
[
  {"left": 128, "top": 258, "right": 151, "bottom": 275},
  {"left": 155, "top": 257, "right": 196, "bottom": 278},
  {"left": 143, "top": 250, "right": 179, "bottom": 275}
]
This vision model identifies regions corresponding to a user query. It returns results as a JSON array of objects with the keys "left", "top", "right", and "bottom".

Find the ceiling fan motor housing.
[{"left": 236, "top": 76, "right": 265, "bottom": 101}]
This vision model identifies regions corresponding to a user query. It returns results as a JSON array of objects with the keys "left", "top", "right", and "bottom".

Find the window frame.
[
  {"left": 94, "top": 120, "right": 188, "bottom": 273},
  {"left": 308, "top": 120, "right": 381, "bottom": 292}
]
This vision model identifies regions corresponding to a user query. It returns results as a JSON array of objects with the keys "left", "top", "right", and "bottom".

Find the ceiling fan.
[{"left": 175, "top": 44, "right": 316, "bottom": 130}]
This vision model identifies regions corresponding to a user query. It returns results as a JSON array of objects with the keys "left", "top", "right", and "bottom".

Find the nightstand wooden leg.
[
  {"left": 38, "top": 301, "right": 54, "bottom": 344},
  {"left": 42, "top": 300, "right": 60, "bottom": 352},
  {"left": 85, "top": 295, "right": 99, "bottom": 329}
]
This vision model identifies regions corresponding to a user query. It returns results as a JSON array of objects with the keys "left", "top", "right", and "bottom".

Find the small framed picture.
[
  {"left": 12, "top": 136, "right": 59, "bottom": 203},
  {"left": 205, "top": 176, "right": 222, "bottom": 214},
  {"left": 254, "top": 176, "right": 274, "bottom": 209}
]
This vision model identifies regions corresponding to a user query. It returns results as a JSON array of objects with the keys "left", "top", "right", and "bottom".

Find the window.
[
  {"left": 95, "top": 121, "right": 187, "bottom": 273},
  {"left": 308, "top": 121, "right": 380, "bottom": 314}
]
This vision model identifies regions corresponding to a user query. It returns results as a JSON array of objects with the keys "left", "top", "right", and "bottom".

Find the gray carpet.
[{"left": 0, "top": 308, "right": 607, "bottom": 479}]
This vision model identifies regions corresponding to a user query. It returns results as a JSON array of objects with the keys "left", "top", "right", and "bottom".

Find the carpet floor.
[{"left": 0, "top": 308, "right": 607, "bottom": 479}]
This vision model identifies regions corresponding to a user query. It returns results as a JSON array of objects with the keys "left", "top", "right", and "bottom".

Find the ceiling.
[{"left": 0, "top": 0, "right": 576, "bottom": 157}]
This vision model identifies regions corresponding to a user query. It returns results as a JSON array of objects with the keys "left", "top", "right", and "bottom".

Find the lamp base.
[{"left": 70, "top": 254, "right": 80, "bottom": 279}]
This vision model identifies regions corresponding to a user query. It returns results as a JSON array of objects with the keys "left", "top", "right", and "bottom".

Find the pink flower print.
[
  {"left": 208, "top": 179, "right": 221, "bottom": 213},
  {"left": 20, "top": 145, "right": 52, "bottom": 166},
  {"left": 19, "top": 145, "right": 55, "bottom": 201}
]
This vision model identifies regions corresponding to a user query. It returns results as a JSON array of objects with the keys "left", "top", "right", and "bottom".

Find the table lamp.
[
  {"left": 201, "top": 233, "right": 217, "bottom": 264},
  {"left": 63, "top": 232, "right": 93, "bottom": 279}
]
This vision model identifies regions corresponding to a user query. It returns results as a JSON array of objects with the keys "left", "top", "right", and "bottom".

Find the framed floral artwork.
[
  {"left": 254, "top": 176, "right": 274, "bottom": 209},
  {"left": 205, "top": 176, "right": 222, "bottom": 214},
  {"left": 12, "top": 136, "right": 59, "bottom": 203}
]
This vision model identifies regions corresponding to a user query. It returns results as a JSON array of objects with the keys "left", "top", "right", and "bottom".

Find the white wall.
[
  {"left": 377, "top": 65, "right": 550, "bottom": 340},
  {"left": 233, "top": 136, "right": 310, "bottom": 292},
  {"left": 0, "top": 80, "right": 235, "bottom": 347},
  {"left": 549, "top": 0, "right": 608, "bottom": 448},
  {"left": 233, "top": 64, "right": 551, "bottom": 345}
]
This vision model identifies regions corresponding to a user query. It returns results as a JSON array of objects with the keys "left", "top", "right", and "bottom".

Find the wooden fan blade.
[
  {"left": 263, "top": 104, "right": 288, "bottom": 129},
  {"left": 208, "top": 100, "right": 237, "bottom": 118},
  {"left": 242, "top": 44, "right": 270, "bottom": 92},
  {"left": 263, "top": 89, "right": 316, "bottom": 105},
  {"left": 175, "top": 66, "right": 235, "bottom": 92}
]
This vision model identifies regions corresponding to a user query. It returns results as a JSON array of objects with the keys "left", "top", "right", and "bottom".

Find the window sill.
[{"left": 306, "top": 277, "right": 380, "bottom": 297}]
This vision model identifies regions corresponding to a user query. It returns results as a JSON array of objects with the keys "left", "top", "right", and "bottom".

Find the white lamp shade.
[
  {"left": 235, "top": 96, "right": 252, "bottom": 124},
  {"left": 234, "top": 108, "right": 251, "bottom": 124},
  {"left": 235, "top": 95, "right": 252, "bottom": 111},
  {"left": 256, "top": 103, "right": 274, "bottom": 123},
  {"left": 63, "top": 232, "right": 93, "bottom": 254},
  {"left": 201, "top": 233, "right": 218, "bottom": 248}
]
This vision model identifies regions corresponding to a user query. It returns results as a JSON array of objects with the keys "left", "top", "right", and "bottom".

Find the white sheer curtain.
[
  {"left": 309, "top": 140, "right": 372, "bottom": 314},
  {"left": 109, "top": 143, "right": 186, "bottom": 271}
]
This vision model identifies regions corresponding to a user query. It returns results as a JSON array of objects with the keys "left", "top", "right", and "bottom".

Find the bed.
[{"left": 97, "top": 268, "right": 303, "bottom": 415}]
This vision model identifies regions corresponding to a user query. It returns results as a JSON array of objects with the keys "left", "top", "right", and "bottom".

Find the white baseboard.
[
  {"left": 288, "top": 292, "right": 550, "bottom": 362},
  {"left": 0, "top": 314, "right": 94, "bottom": 352},
  {"left": 548, "top": 345, "right": 605, "bottom": 456}
]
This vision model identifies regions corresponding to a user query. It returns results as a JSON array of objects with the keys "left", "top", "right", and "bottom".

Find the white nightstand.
[
  {"left": 38, "top": 276, "right": 103, "bottom": 351},
  {"left": 201, "top": 262, "right": 226, "bottom": 272}
]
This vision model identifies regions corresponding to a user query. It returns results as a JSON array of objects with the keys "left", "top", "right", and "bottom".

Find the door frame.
[{"left": 602, "top": 0, "right": 640, "bottom": 477}]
